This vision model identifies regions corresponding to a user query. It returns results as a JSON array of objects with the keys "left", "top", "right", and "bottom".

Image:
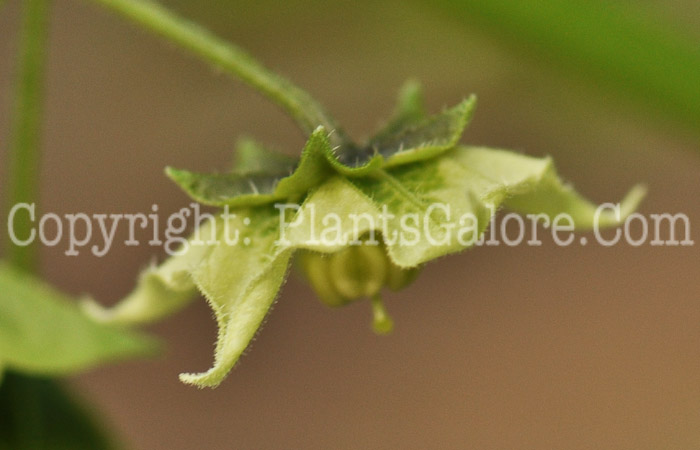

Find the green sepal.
[
  {"left": 167, "top": 91, "right": 476, "bottom": 206},
  {"left": 273, "top": 127, "right": 335, "bottom": 195},
  {"left": 165, "top": 168, "right": 286, "bottom": 207},
  {"left": 323, "top": 145, "right": 384, "bottom": 177},
  {"left": 166, "top": 128, "right": 338, "bottom": 207},
  {"left": 373, "top": 95, "right": 477, "bottom": 168}
]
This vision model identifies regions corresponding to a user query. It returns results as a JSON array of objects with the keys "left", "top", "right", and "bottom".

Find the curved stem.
[
  {"left": 4, "top": 0, "right": 50, "bottom": 273},
  {"left": 87, "top": 0, "right": 349, "bottom": 145}
]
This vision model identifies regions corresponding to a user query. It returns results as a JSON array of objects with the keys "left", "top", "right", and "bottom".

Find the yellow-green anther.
[
  {"left": 329, "top": 244, "right": 387, "bottom": 300},
  {"left": 298, "top": 251, "right": 347, "bottom": 307},
  {"left": 298, "top": 242, "right": 417, "bottom": 334}
]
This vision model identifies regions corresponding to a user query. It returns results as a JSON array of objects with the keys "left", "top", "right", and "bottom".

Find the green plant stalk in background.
[
  {"left": 4, "top": 0, "right": 50, "bottom": 273},
  {"left": 428, "top": 0, "right": 700, "bottom": 136},
  {"left": 2, "top": 2, "right": 74, "bottom": 446},
  {"left": 1, "top": 2, "right": 154, "bottom": 448}
]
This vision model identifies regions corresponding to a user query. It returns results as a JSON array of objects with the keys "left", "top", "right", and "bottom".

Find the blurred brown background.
[{"left": 1, "top": 0, "right": 699, "bottom": 448}]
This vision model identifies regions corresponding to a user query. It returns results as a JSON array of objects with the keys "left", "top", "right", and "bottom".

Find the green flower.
[{"left": 83, "top": 82, "right": 644, "bottom": 388}]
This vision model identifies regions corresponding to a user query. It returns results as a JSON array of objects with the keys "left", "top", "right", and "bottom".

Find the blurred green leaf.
[
  {"left": 427, "top": 0, "right": 700, "bottom": 136},
  {"left": 0, "top": 373, "right": 118, "bottom": 450},
  {"left": 0, "top": 261, "right": 158, "bottom": 377}
]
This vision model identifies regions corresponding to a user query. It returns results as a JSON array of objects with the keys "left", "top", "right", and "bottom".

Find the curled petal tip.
[
  {"left": 80, "top": 298, "right": 114, "bottom": 323},
  {"left": 179, "top": 370, "right": 225, "bottom": 389}
]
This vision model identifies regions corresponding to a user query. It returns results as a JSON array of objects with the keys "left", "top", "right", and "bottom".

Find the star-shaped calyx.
[{"left": 83, "top": 82, "right": 644, "bottom": 388}]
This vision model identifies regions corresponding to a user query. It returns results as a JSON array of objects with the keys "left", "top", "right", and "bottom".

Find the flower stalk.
[{"left": 87, "top": 0, "right": 348, "bottom": 145}]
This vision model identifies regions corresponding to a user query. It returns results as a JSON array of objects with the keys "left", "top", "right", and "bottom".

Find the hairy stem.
[
  {"left": 4, "top": 0, "right": 50, "bottom": 273},
  {"left": 88, "top": 0, "right": 348, "bottom": 144}
]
